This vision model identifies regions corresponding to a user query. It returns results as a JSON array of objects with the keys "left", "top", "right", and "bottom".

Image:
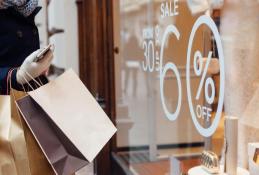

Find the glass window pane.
[{"left": 113, "top": 1, "right": 259, "bottom": 174}]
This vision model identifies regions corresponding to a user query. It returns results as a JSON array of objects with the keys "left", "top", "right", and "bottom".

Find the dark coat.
[{"left": 0, "top": 7, "right": 47, "bottom": 95}]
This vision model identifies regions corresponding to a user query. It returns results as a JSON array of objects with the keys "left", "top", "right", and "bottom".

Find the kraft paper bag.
[
  {"left": 0, "top": 92, "right": 32, "bottom": 175},
  {"left": 16, "top": 95, "right": 88, "bottom": 175},
  {"left": 0, "top": 96, "right": 18, "bottom": 175},
  {"left": 11, "top": 89, "right": 55, "bottom": 175},
  {"left": 16, "top": 69, "right": 117, "bottom": 174}
]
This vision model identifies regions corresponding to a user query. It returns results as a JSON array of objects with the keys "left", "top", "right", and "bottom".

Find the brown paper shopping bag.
[
  {"left": 0, "top": 95, "right": 18, "bottom": 175},
  {"left": 11, "top": 89, "right": 55, "bottom": 175},
  {"left": 0, "top": 90, "right": 32, "bottom": 175},
  {"left": 1, "top": 86, "right": 52, "bottom": 175},
  {"left": 16, "top": 69, "right": 117, "bottom": 175}
]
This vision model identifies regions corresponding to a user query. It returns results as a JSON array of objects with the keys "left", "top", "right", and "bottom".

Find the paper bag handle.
[
  {"left": 8, "top": 68, "right": 44, "bottom": 95},
  {"left": 7, "top": 68, "right": 37, "bottom": 95},
  {"left": 7, "top": 68, "right": 26, "bottom": 97},
  {"left": 24, "top": 70, "right": 44, "bottom": 87}
]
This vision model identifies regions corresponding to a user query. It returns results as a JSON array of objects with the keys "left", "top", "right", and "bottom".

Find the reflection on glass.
[{"left": 113, "top": 0, "right": 259, "bottom": 175}]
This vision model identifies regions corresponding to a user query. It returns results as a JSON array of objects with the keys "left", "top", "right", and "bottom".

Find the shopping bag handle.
[
  {"left": 7, "top": 68, "right": 27, "bottom": 98},
  {"left": 15, "top": 68, "right": 44, "bottom": 92},
  {"left": 7, "top": 68, "right": 44, "bottom": 97},
  {"left": 24, "top": 70, "right": 44, "bottom": 87}
]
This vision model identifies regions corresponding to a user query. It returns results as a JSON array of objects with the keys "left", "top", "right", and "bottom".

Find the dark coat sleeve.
[
  {"left": 0, "top": 67, "right": 24, "bottom": 94},
  {"left": 0, "top": 67, "right": 11, "bottom": 95}
]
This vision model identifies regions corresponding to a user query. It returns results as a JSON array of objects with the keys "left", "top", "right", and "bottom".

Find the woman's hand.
[{"left": 16, "top": 49, "right": 54, "bottom": 85}]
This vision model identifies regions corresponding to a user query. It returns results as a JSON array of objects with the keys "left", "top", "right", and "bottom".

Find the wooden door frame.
[{"left": 76, "top": 0, "right": 117, "bottom": 174}]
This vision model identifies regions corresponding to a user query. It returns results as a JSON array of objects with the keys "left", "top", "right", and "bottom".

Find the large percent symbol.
[
  {"left": 160, "top": 25, "right": 182, "bottom": 121},
  {"left": 194, "top": 50, "right": 215, "bottom": 105},
  {"left": 186, "top": 15, "right": 225, "bottom": 137}
]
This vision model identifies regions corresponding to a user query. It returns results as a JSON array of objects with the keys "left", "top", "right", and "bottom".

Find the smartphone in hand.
[{"left": 34, "top": 44, "right": 54, "bottom": 62}]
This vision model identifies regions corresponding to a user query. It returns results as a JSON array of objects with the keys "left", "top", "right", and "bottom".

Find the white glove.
[{"left": 16, "top": 49, "right": 54, "bottom": 85}]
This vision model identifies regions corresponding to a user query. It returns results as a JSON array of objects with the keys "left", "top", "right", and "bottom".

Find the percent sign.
[
  {"left": 194, "top": 50, "right": 215, "bottom": 121},
  {"left": 186, "top": 15, "right": 225, "bottom": 138}
]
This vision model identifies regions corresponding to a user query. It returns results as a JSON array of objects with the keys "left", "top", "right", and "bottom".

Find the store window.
[{"left": 112, "top": 0, "right": 259, "bottom": 175}]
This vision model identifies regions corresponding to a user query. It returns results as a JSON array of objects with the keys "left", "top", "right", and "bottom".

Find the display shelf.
[{"left": 188, "top": 166, "right": 250, "bottom": 175}]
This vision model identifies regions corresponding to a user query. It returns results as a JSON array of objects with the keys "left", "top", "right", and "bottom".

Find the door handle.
[{"left": 95, "top": 93, "right": 106, "bottom": 109}]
